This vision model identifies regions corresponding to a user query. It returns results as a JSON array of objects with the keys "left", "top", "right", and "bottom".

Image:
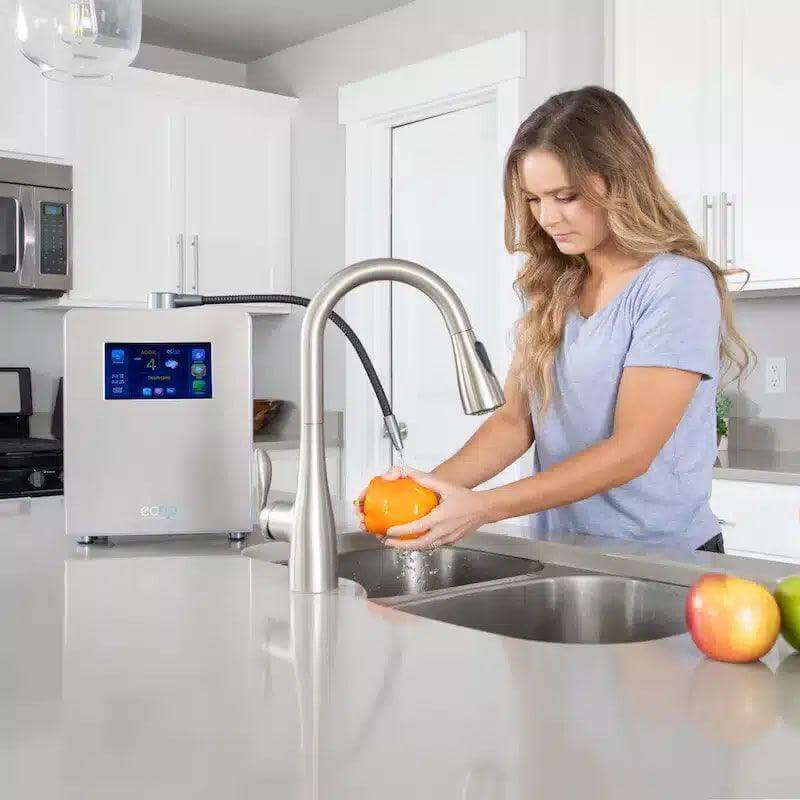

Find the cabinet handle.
[
  {"left": 190, "top": 234, "right": 199, "bottom": 293},
  {"left": 727, "top": 194, "right": 736, "bottom": 265},
  {"left": 720, "top": 193, "right": 736, "bottom": 267},
  {"left": 702, "top": 194, "right": 715, "bottom": 259},
  {"left": 176, "top": 233, "right": 185, "bottom": 290}
]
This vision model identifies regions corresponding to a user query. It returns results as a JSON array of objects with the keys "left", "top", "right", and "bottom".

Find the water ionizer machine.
[{"left": 63, "top": 306, "right": 254, "bottom": 542}]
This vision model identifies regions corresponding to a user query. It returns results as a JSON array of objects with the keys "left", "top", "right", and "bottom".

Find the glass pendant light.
[{"left": 15, "top": 0, "right": 142, "bottom": 81}]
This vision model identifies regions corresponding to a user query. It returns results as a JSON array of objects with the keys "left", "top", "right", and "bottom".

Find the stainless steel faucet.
[{"left": 261, "top": 258, "right": 505, "bottom": 594}]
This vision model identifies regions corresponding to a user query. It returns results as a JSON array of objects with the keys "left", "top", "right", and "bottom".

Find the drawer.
[{"left": 711, "top": 479, "right": 800, "bottom": 562}]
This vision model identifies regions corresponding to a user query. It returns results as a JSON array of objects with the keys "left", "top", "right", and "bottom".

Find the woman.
[{"left": 358, "top": 86, "right": 751, "bottom": 553}]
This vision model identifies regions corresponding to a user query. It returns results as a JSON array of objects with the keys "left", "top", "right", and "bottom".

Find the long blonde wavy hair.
[{"left": 503, "top": 86, "right": 752, "bottom": 415}]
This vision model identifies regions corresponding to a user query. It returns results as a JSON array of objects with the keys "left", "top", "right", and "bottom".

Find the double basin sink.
[{"left": 279, "top": 544, "right": 689, "bottom": 645}]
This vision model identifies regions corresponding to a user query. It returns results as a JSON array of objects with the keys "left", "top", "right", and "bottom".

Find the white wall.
[
  {"left": 246, "top": 0, "right": 607, "bottom": 412},
  {"left": 132, "top": 43, "right": 247, "bottom": 87}
]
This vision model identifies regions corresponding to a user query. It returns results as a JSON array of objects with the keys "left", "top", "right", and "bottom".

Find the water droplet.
[{"left": 394, "top": 446, "right": 408, "bottom": 477}]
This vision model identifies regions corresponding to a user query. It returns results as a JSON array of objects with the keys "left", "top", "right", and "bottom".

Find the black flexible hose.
[{"left": 200, "top": 293, "right": 392, "bottom": 418}]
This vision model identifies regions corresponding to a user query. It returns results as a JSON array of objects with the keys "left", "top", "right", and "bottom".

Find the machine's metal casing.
[{"left": 64, "top": 307, "right": 253, "bottom": 538}]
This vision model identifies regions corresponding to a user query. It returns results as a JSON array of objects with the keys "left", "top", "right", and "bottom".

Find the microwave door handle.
[
  {"left": 17, "top": 198, "right": 25, "bottom": 270},
  {"left": 18, "top": 189, "right": 36, "bottom": 283}
]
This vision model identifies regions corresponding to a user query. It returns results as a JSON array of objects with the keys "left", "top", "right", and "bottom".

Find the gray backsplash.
[
  {"left": 727, "top": 417, "right": 800, "bottom": 452},
  {"left": 725, "top": 294, "right": 800, "bottom": 422},
  {"left": 3, "top": 275, "right": 800, "bottom": 451},
  {"left": 0, "top": 305, "right": 64, "bottom": 413}
]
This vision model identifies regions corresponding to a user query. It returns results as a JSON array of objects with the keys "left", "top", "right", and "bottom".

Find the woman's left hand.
[{"left": 382, "top": 467, "right": 492, "bottom": 550}]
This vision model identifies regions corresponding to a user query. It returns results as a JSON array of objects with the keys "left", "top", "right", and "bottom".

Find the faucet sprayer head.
[{"left": 451, "top": 330, "right": 505, "bottom": 415}]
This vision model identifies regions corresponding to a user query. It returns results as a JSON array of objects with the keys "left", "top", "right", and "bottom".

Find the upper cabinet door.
[
  {"left": 723, "top": 0, "right": 800, "bottom": 286},
  {"left": 65, "top": 82, "right": 185, "bottom": 304},
  {"left": 613, "top": 0, "right": 722, "bottom": 253},
  {"left": 184, "top": 106, "right": 291, "bottom": 296},
  {"left": 0, "top": 2, "right": 63, "bottom": 158}
]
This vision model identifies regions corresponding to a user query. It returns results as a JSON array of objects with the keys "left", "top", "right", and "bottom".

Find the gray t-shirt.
[{"left": 528, "top": 252, "right": 721, "bottom": 548}]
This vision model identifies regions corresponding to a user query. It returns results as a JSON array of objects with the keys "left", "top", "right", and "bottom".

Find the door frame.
[{"left": 339, "top": 32, "right": 528, "bottom": 499}]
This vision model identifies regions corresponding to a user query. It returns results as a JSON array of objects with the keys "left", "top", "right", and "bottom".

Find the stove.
[{"left": 0, "top": 368, "right": 63, "bottom": 499}]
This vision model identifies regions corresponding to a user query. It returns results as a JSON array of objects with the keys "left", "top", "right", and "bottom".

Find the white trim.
[
  {"left": 120, "top": 66, "right": 299, "bottom": 116},
  {"left": 338, "top": 32, "right": 526, "bottom": 125},
  {"left": 729, "top": 279, "right": 800, "bottom": 298},
  {"left": 603, "top": 0, "right": 615, "bottom": 89},
  {"left": 341, "top": 34, "right": 529, "bottom": 500}
]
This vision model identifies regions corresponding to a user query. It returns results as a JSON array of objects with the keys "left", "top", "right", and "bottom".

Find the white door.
[
  {"left": 614, "top": 0, "right": 722, "bottom": 253},
  {"left": 723, "top": 0, "right": 800, "bottom": 284},
  {"left": 185, "top": 106, "right": 287, "bottom": 296},
  {"left": 65, "top": 82, "right": 185, "bottom": 304},
  {"left": 391, "top": 102, "right": 508, "bottom": 485}
]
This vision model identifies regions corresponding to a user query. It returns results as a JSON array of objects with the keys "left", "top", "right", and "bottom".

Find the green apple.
[{"left": 775, "top": 576, "right": 800, "bottom": 651}]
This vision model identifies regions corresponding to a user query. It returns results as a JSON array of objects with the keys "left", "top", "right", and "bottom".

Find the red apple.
[{"left": 685, "top": 573, "right": 781, "bottom": 663}]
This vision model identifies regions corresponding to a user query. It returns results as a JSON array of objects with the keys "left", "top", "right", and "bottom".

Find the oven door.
[{"left": 0, "top": 183, "right": 35, "bottom": 291}]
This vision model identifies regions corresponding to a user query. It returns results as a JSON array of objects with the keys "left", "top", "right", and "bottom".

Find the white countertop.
[{"left": 3, "top": 495, "right": 800, "bottom": 799}]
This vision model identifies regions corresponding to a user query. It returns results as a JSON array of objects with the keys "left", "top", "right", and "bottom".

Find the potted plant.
[{"left": 716, "top": 392, "right": 732, "bottom": 450}]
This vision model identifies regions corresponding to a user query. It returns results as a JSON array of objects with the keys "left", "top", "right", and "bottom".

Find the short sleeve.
[{"left": 623, "top": 269, "right": 721, "bottom": 380}]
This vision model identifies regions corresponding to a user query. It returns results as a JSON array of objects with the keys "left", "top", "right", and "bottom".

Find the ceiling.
[{"left": 141, "top": 0, "right": 414, "bottom": 63}]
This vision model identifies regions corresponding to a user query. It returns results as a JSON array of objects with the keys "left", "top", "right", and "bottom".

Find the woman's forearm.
[
  {"left": 481, "top": 435, "right": 647, "bottom": 522},
  {"left": 432, "top": 412, "right": 533, "bottom": 489}
]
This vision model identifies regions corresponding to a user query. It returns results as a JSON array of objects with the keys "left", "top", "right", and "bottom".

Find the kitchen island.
[{"left": 3, "top": 495, "right": 800, "bottom": 799}]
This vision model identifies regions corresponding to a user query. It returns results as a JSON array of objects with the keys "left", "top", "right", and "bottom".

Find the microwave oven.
[{"left": 0, "top": 156, "right": 72, "bottom": 300}]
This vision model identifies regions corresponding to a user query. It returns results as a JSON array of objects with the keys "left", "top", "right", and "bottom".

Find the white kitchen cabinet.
[
  {"left": 613, "top": 0, "right": 721, "bottom": 249},
  {"left": 64, "top": 81, "right": 184, "bottom": 305},
  {"left": 185, "top": 108, "right": 291, "bottom": 296},
  {"left": 613, "top": 0, "right": 800, "bottom": 290},
  {"left": 0, "top": 2, "right": 64, "bottom": 159},
  {"left": 711, "top": 479, "right": 800, "bottom": 564},
  {"left": 722, "top": 0, "right": 800, "bottom": 287},
  {"left": 42, "top": 68, "right": 296, "bottom": 308},
  {"left": 256, "top": 445, "right": 342, "bottom": 500}
]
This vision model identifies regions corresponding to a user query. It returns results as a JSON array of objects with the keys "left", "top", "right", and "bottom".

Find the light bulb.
[
  {"left": 61, "top": 0, "right": 98, "bottom": 45},
  {"left": 16, "top": 0, "right": 142, "bottom": 81}
]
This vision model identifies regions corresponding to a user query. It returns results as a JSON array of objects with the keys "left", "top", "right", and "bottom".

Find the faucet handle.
[
  {"left": 253, "top": 448, "right": 293, "bottom": 541},
  {"left": 254, "top": 448, "right": 272, "bottom": 521}
]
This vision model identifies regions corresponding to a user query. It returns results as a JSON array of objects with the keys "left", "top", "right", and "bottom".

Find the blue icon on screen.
[
  {"left": 191, "top": 348, "right": 206, "bottom": 362},
  {"left": 165, "top": 359, "right": 178, "bottom": 370},
  {"left": 166, "top": 387, "right": 177, "bottom": 396},
  {"left": 111, "top": 348, "right": 125, "bottom": 363},
  {"left": 142, "top": 387, "right": 153, "bottom": 397}
]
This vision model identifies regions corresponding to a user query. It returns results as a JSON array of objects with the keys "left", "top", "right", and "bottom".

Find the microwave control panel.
[{"left": 39, "top": 202, "right": 68, "bottom": 275}]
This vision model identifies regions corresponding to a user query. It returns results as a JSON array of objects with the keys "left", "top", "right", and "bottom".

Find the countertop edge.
[{"left": 713, "top": 465, "right": 800, "bottom": 485}]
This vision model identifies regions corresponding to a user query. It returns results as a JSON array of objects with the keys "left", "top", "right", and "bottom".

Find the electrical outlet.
[{"left": 766, "top": 357, "right": 787, "bottom": 394}]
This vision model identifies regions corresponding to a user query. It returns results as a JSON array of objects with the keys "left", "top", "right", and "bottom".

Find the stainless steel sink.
[
  {"left": 332, "top": 547, "right": 543, "bottom": 599},
  {"left": 392, "top": 574, "right": 688, "bottom": 644}
]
